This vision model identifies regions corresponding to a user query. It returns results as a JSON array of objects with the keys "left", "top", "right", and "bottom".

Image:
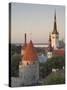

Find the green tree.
[
  {"left": 11, "top": 53, "right": 21, "bottom": 77},
  {"left": 39, "top": 56, "right": 65, "bottom": 78},
  {"left": 44, "top": 71, "right": 65, "bottom": 85},
  {"left": 48, "top": 56, "right": 65, "bottom": 69},
  {"left": 11, "top": 44, "right": 21, "bottom": 55}
]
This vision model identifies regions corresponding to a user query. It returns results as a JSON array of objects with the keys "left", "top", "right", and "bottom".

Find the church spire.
[
  {"left": 52, "top": 10, "right": 58, "bottom": 34},
  {"left": 24, "top": 33, "right": 27, "bottom": 44},
  {"left": 48, "top": 33, "right": 53, "bottom": 51},
  {"left": 54, "top": 10, "right": 56, "bottom": 22}
]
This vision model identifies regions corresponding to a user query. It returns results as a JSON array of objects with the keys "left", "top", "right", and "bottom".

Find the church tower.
[
  {"left": 19, "top": 40, "right": 39, "bottom": 85},
  {"left": 51, "top": 11, "right": 59, "bottom": 49},
  {"left": 47, "top": 33, "right": 53, "bottom": 59}
]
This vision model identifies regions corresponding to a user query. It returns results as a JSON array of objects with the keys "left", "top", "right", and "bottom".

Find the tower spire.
[
  {"left": 52, "top": 10, "right": 58, "bottom": 34},
  {"left": 51, "top": 10, "right": 59, "bottom": 49},
  {"left": 54, "top": 10, "right": 56, "bottom": 22},
  {"left": 24, "top": 33, "right": 27, "bottom": 44},
  {"left": 48, "top": 33, "right": 53, "bottom": 51}
]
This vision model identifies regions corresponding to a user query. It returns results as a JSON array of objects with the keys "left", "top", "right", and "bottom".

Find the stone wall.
[
  {"left": 11, "top": 61, "right": 39, "bottom": 87},
  {"left": 11, "top": 77, "right": 22, "bottom": 87}
]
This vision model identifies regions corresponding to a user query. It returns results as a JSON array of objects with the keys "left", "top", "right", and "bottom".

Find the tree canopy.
[{"left": 11, "top": 53, "right": 21, "bottom": 77}]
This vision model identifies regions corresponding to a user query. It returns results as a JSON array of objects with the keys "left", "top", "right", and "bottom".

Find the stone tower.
[
  {"left": 51, "top": 11, "right": 59, "bottom": 49},
  {"left": 19, "top": 40, "right": 39, "bottom": 86}
]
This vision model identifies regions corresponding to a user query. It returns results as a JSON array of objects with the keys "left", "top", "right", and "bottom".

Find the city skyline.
[{"left": 11, "top": 3, "right": 65, "bottom": 44}]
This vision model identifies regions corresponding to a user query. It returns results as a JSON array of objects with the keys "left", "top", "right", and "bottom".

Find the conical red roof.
[{"left": 23, "top": 40, "right": 38, "bottom": 61}]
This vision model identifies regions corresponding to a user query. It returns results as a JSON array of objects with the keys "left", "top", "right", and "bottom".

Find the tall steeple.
[
  {"left": 52, "top": 10, "right": 58, "bottom": 34},
  {"left": 48, "top": 33, "right": 53, "bottom": 51},
  {"left": 21, "top": 33, "right": 27, "bottom": 57},
  {"left": 23, "top": 33, "right": 27, "bottom": 47},
  {"left": 24, "top": 33, "right": 27, "bottom": 44},
  {"left": 51, "top": 10, "right": 59, "bottom": 49}
]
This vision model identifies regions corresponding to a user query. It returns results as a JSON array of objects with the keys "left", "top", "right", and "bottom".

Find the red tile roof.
[
  {"left": 23, "top": 40, "right": 38, "bottom": 61},
  {"left": 53, "top": 49, "right": 65, "bottom": 56}
]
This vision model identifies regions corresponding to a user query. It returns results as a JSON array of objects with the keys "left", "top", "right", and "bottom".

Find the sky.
[{"left": 11, "top": 3, "right": 65, "bottom": 44}]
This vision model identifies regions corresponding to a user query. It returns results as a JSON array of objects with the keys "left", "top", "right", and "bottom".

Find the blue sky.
[{"left": 11, "top": 3, "right": 65, "bottom": 43}]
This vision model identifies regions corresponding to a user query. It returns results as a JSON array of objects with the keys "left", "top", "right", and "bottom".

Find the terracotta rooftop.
[
  {"left": 53, "top": 49, "right": 65, "bottom": 56},
  {"left": 23, "top": 40, "right": 38, "bottom": 61}
]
